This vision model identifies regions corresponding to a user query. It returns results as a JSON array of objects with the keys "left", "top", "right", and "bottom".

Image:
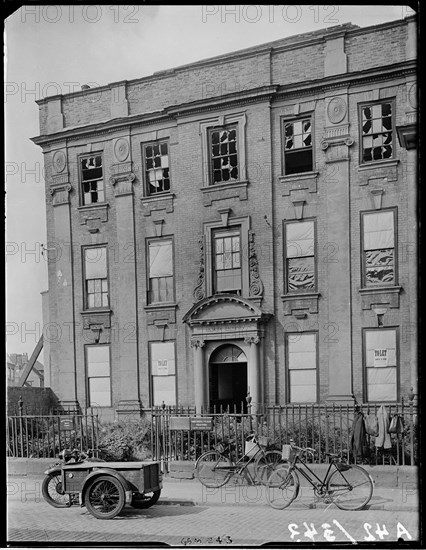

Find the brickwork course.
[{"left": 31, "top": 16, "right": 418, "bottom": 418}]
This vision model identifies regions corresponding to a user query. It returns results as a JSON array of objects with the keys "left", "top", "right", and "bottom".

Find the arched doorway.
[{"left": 209, "top": 344, "right": 247, "bottom": 412}]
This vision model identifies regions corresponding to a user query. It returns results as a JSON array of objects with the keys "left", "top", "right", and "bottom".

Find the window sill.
[
  {"left": 141, "top": 193, "right": 175, "bottom": 216},
  {"left": 279, "top": 172, "right": 318, "bottom": 196},
  {"left": 359, "top": 285, "right": 401, "bottom": 310},
  {"left": 201, "top": 180, "right": 249, "bottom": 206},
  {"left": 358, "top": 159, "right": 399, "bottom": 171},
  {"left": 281, "top": 292, "right": 320, "bottom": 316}
]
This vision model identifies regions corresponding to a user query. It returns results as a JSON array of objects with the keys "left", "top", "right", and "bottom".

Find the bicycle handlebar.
[{"left": 288, "top": 439, "right": 316, "bottom": 456}]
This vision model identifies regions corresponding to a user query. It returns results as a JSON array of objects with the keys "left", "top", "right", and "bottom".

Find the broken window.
[
  {"left": 213, "top": 228, "right": 242, "bottom": 293},
  {"left": 84, "top": 246, "right": 109, "bottom": 309},
  {"left": 284, "top": 117, "right": 313, "bottom": 175},
  {"left": 209, "top": 126, "right": 239, "bottom": 184},
  {"left": 86, "top": 345, "right": 111, "bottom": 407},
  {"left": 144, "top": 141, "right": 171, "bottom": 195},
  {"left": 287, "top": 332, "right": 318, "bottom": 403},
  {"left": 364, "top": 329, "right": 397, "bottom": 402},
  {"left": 361, "top": 102, "right": 393, "bottom": 163},
  {"left": 362, "top": 210, "right": 396, "bottom": 286},
  {"left": 81, "top": 154, "right": 104, "bottom": 205},
  {"left": 285, "top": 221, "right": 315, "bottom": 292},
  {"left": 148, "top": 239, "right": 174, "bottom": 303}
]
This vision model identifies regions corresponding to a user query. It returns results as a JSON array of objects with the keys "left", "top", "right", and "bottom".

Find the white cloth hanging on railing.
[{"left": 375, "top": 404, "right": 392, "bottom": 449}]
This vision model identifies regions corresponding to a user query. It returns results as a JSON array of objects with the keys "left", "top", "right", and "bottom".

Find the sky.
[{"left": 5, "top": 4, "right": 416, "bottom": 360}]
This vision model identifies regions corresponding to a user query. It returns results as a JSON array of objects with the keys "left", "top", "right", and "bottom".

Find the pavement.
[{"left": 7, "top": 470, "right": 419, "bottom": 512}]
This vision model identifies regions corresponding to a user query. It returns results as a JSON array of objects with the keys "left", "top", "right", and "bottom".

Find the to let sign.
[
  {"left": 374, "top": 348, "right": 388, "bottom": 367},
  {"left": 190, "top": 417, "right": 213, "bottom": 431}
]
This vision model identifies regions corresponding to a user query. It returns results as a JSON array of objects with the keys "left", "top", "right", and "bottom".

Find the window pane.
[
  {"left": 290, "top": 370, "right": 316, "bottom": 402},
  {"left": 89, "top": 377, "right": 111, "bottom": 407},
  {"left": 87, "top": 346, "right": 110, "bottom": 376},
  {"left": 287, "top": 257, "right": 315, "bottom": 290},
  {"left": 85, "top": 248, "right": 107, "bottom": 279},
  {"left": 286, "top": 222, "right": 315, "bottom": 257},
  {"left": 367, "top": 367, "right": 397, "bottom": 401},
  {"left": 152, "top": 375, "right": 176, "bottom": 406},
  {"left": 288, "top": 334, "right": 316, "bottom": 369},
  {"left": 363, "top": 211, "right": 394, "bottom": 250},
  {"left": 365, "top": 250, "right": 394, "bottom": 284},
  {"left": 149, "top": 241, "right": 173, "bottom": 277},
  {"left": 365, "top": 330, "right": 396, "bottom": 366},
  {"left": 151, "top": 342, "right": 176, "bottom": 375}
]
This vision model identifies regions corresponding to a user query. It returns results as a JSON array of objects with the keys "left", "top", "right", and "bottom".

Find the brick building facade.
[{"left": 33, "top": 17, "right": 417, "bottom": 419}]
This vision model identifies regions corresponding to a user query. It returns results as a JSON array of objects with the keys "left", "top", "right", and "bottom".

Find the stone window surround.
[
  {"left": 360, "top": 206, "right": 398, "bottom": 289},
  {"left": 282, "top": 217, "right": 318, "bottom": 295},
  {"left": 204, "top": 216, "right": 250, "bottom": 299},
  {"left": 138, "top": 129, "right": 175, "bottom": 215},
  {"left": 199, "top": 112, "right": 248, "bottom": 188},
  {"left": 81, "top": 243, "right": 110, "bottom": 312},
  {"left": 145, "top": 235, "right": 176, "bottom": 307}
]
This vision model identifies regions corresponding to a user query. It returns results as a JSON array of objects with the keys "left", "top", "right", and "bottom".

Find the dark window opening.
[
  {"left": 144, "top": 141, "right": 171, "bottom": 195},
  {"left": 81, "top": 155, "right": 104, "bottom": 205},
  {"left": 284, "top": 118, "right": 313, "bottom": 175}
]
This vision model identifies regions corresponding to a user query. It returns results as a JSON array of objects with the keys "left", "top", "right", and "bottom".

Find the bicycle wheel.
[
  {"left": 254, "top": 450, "right": 282, "bottom": 485},
  {"left": 196, "top": 451, "right": 232, "bottom": 488},
  {"left": 266, "top": 467, "right": 299, "bottom": 509},
  {"left": 327, "top": 465, "right": 373, "bottom": 511}
]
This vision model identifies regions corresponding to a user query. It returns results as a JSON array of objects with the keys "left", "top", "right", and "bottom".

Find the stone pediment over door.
[{"left": 183, "top": 295, "right": 271, "bottom": 339}]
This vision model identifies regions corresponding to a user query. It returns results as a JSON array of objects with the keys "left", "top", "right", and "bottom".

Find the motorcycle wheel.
[{"left": 42, "top": 470, "right": 71, "bottom": 508}]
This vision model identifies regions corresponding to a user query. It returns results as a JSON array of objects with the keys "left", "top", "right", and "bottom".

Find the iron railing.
[
  {"left": 145, "top": 401, "right": 418, "bottom": 468},
  {"left": 7, "top": 414, "right": 99, "bottom": 458}
]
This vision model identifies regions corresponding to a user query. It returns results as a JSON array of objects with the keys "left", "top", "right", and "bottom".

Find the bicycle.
[
  {"left": 266, "top": 439, "right": 374, "bottom": 511},
  {"left": 195, "top": 433, "right": 282, "bottom": 488}
]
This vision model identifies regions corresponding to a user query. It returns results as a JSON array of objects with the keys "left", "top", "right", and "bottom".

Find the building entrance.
[{"left": 209, "top": 344, "right": 247, "bottom": 412}]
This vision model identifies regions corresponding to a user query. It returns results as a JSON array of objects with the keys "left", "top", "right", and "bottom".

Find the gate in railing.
[
  {"left": 7, "top": 414, "right": 99, "bottom": 458},
  {"left": 147, "top": 401, "right": 418, "bottom": 468}
]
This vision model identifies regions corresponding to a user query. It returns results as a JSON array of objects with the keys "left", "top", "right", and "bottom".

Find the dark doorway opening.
[{"left": 209, "top": 344, "right": 247, "bottom": 413}]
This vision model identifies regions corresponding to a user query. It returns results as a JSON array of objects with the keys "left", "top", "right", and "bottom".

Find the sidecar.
[{"left": 59, "top": 461, "right": 162, "bottom": 519}]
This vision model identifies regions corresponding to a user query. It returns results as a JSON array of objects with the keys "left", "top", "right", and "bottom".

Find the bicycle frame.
[
  {"left": 288, "top": 454, "right": 338, "bottom": 493},
  {"left": 214, "top": 439, "right": 269, "bottom": 482}
]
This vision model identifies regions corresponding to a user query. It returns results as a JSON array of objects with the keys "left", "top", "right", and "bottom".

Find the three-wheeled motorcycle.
[{"left": 42, "top": 449, "right": 162, "bottom": 519}]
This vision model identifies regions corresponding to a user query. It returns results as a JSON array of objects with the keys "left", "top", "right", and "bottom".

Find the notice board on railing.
[{"left": 170, "top": 417, "right": 213, "bottom": 431}]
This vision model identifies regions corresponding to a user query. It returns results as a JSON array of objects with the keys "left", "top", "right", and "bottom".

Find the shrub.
[{"left": 98, "top": 418, "right": 152, "bottom": 461}]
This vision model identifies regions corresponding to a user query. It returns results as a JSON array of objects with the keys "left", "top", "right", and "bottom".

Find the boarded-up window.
[
  {"left": 148, "top": 240, "right": 174, "bottom": 303},
  {"left": 364, "top": 329, "right": 397, "bottom": 402},
  {"left": 84, "top": 247, "right": 108, "bottom": 309},
  {"left": 151, "top": 342, "right": 176, "bottom": 406},
  {"left": 284, "top": 118, "right": 313, "bottom": 174},
  {"left": 87, "top": 345, "right": 111, "bottom": 407},
  {"left": 287, "top": 333, "right": 317, "bottom": 403},
  {"left": 285, "top": 221, "right": 315, "bottom": 292},
  {"left": 362, "top": 211, "right": 395, "bottom": 286},
  {"left": 361, "top": 102, "right": 393, "bottom": 163}
]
